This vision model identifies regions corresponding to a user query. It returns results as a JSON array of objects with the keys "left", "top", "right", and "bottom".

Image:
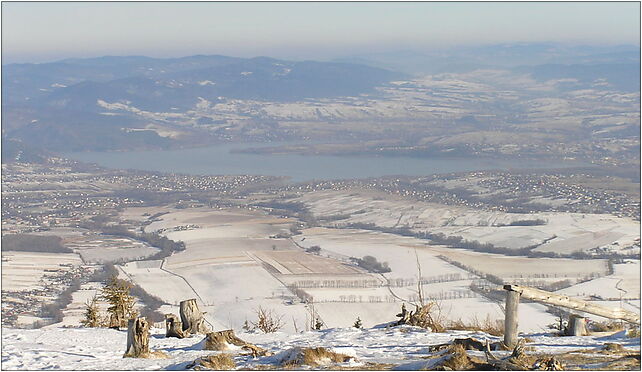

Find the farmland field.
[
  {"left": 115, "top": 204, "right": 639, "bottom": 333},
  {"left": 2, "top": 251, "right": 82, "bottom": 291}
]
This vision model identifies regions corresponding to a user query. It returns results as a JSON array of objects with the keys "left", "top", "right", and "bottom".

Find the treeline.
[
  {"left": 2, "top": 234, "right": 72, "bottom": 253},
  {"left": 350, "top": 255, "right": 391, "bottom": 273},
  {"left": 88, "top": 262, "right": 166, "bottom": 322},
  {"left": 253, "top": 200, "right": 316, "bottom": 224},
  {"left": 343, "top": 222, "right": 639, "bottom": 260},
  {"left": 38, "top": 279, "right": 81, "bottom": 324},
  {"left": 129, "top": 282, "right": 166, "bottom": 322},
  {"left": 81, "top": 222, "right": 186, "bottom": 261},
  {"left": 345, "top": 223, "right": 534, "bottom": 256},
  {"left": 37, "top": 264, "right": 115, "bottom": 326},
  {"left": 438, "top": 255, "right": 503, "bottom": 285},
  {"left": 498, "top": 219, "right": 547, "bottom": 227},
  {"left": 305, "top": 245, "right": 321, "bottom": 254}
]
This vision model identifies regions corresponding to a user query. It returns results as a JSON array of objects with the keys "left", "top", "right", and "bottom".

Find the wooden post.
[
  {"left": 124, "top": 317, "right": 150, "bottom": 358},
  {"left": 567, "top": 314, "right": 587, "bottom": 336},
  {"left": 180, "top": 299, "right": 210, "bottom": 335},
  {"left": 165, "top": 313, "right": 186, "bottom": 338},
  {"left": 503, "top": 287, "right": 520, "bottom": 348},
  {"left": 503, "top": 284, "right": 639, "bottom": 325}
]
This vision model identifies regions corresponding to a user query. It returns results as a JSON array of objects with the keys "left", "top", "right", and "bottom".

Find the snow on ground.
[
  {"left": 1, "top": 251, "right": 82, "bottom": 291},
  {"left": 54, "top": 283, "right": 106, "bottom": 328},
  {"left": 311, "top": 298, "right": 556, "bottom": 333},
  {"left": 118, "top": 261, "right": 198, "bottom": 305},
  {"left": 295, "top": 228, "right": 470, "bottom": 280},
  {"left": 2, "top": 325, "right": 639, "bottom": 370},
  {"left": 429, "top": 246, "right": 609, "bottom": 281},
  {"left": 113, "top": 205, "right": 634, "bottom": 339},
  {"left": 291, "top": 227, "right": 564, "bottom": 332},
  {"left": 296, "top": 227, "right": 609, "bottom": 283},
  {"left": 119, "top": 208, "right": 310, "bottom": 332},
  {"left": 66, "top": 235, "right": 160, "bottom": 263},
  {"left": 295, "top": 190, "right": 640, "bottom": 255},
  {"left": 558, "top": 260, "right": 640, "bottom": 300}
]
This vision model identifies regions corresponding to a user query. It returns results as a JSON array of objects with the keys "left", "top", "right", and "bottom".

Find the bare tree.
[
  {"left": 414, "top": 248, "right": 425, "bottom": 306},
  {"left": 251, "top": 306, "right": 284, "bottom": 333}
]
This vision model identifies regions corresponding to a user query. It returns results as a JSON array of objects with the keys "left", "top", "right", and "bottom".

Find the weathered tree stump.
[
  {"left": 566, "top": 314, "right": 587, "bottom": 336},
  {"left": 165, "top": 313, "right": 186, "bottom": 338},
  {"left": 180, "top": 299, "right": 210, "bottom": 335},
  {"left": 485, "top": 339, "right": 532, "bottom": 370},
  {"left": 396, "top": 303, "right": 411, "bottom": 325},
  {"left": 124, "top": 317, "right": 150, "bottom": 358}
]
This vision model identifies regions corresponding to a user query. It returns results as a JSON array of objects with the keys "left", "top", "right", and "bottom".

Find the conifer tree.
[
  {"left": 101, "top": 275, "right": 138, "bottom": 329},
  {"left": 314, "top": 317, "right": 324, "bottom": 331},
  {"left": 353, "top": 317, "right": 362, "bottom": 329},
  {"left": 81, "top": 295, "right": 102, "bottom": 328}
]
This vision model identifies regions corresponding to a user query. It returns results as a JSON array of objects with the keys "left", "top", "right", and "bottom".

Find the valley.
[{"left": 1, "top": 160, "right": 639, "bottom": 336}]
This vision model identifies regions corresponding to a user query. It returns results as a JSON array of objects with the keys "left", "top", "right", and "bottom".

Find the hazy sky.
[{"left": 2, "top": 2, "right": 640, "bottom": 63}]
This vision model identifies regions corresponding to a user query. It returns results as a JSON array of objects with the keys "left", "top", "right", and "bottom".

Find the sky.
[{"left": 2, "top": 2, "right": 640, "bottom": 63}]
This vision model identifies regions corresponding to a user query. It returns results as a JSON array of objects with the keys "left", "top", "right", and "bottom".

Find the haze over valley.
[{"left": 1, "top": 2, "right": 640, "bottom": 370}]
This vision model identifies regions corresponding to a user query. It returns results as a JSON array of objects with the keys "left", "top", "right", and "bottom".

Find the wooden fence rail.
[{"left": 502, "top": 284, "right": 640, "bottom": 347}]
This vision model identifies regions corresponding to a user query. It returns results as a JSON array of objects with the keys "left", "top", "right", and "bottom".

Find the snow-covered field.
[
  {"left": 429, "top": 246, "right": 609, "bottom": 280},
  {"left": 56, "top": 283, "right": 108, "bottom": 328},
  {"left": 66, "top": 235, "right": 160, "bottom": 263},
  {"left": 295, "top": 190, "right": 640, "bottom": 255},
  {"left": 114, "top": 206, "right": 638, "bottom": 335},
  {"left": 1, "top": 251, "right": 82, "bottom": 291},
  {"left": 120, "top": 207, "right": 312, "bottom": 332},
  {"left": 557, "top": 260, "right": 641, "bottom": 300},
  {"left": 2, "top": 325, "right": 639, "bottom": 370}
]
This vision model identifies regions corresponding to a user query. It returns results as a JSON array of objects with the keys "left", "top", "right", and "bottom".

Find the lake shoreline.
[{"left": 64, "top": 142, "right": 593, "bottom": 183}]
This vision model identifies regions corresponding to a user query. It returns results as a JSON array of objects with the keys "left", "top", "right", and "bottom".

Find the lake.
[{"left": 65, "top": 143, "right": 587, "bottom": 182}]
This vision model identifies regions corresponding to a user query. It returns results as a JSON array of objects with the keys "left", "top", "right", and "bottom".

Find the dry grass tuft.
[
  {"left": 396, "top": 302, "right": 446, "bottom": 332},
  {"left": 280, "top": 347, "right": 352, "bottom": 367},
  {"left": 447, "top": 315, "right": 504, "bottom": 336},
  {"left": 532, "top": 356, "right": 564, "bottom": 371},
  {"left": 599, "top": 343, "right": 633, "bottom": 354},
  {"left": 426, "top": 344, "right": 489, "bottom": 371},
  {"left": 441, "top": 344, "right": 476, "bottom": 370},
  {"left": 187, "top": 354, "right": 236, "bottom": 370},
  {"left": 589, "top": 321, "right": 626, "bottom": 333}
]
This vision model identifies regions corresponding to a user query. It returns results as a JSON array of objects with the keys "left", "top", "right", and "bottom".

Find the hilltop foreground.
[{"left": 1, "top": 325, "right": 640, "bottom": 370}]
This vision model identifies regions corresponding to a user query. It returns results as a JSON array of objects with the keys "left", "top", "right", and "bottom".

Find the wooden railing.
[{"left": 502, "top": 284, "right": 640, "bottom": 347}]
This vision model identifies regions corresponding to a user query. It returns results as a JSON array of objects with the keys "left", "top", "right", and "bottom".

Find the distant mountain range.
[
  {"left": 3, "top": 55, "right": 403, "bottom": 110},
  {"left": 2, "top": 55, "right": 403, "bottom": 152},
  {"left": 333, "top": 43, "right": 641, "bottom": 76},
  {"left": 2, "top": 44, "right": 640, "bottom": 154}
]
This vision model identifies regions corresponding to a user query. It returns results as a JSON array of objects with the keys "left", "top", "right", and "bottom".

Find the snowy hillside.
[{"left": 2, "top": 325, "right": 639, "bottom": 370}]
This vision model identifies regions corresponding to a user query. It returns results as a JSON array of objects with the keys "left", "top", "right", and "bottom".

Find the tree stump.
[
  {"left": 180, "top": 299, "right": 210, "bottom": 335},
  {"left": 395, "top": 303, "right": 411, "bottom": 325},
  {"left": 567, "top": 314, "right": 587, "bottom": 336},
  {"left": 124, "top": 317, "right": 150, "bottom": 358},
  {"left": 165, "top": 313, "right": 186, "bottom": 338}
]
